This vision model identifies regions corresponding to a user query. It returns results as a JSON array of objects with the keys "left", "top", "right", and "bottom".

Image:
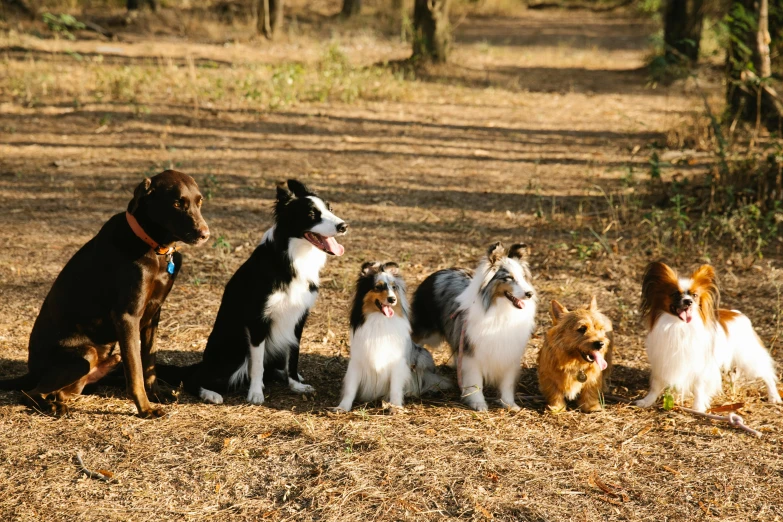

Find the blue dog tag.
[{"left": 167, "top": 259, "right": 175, "bottom": 274}]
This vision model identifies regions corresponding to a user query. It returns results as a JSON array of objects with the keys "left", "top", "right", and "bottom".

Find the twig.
[
  {"left": 75, "top": 452, "right": 114, "bottom": 482},
  {"left": 678, "top": 407, "right": 763, "bottom": 438}
]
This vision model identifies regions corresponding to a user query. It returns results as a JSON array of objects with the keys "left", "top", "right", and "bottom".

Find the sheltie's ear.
[
  {"left": 360, "top": 261, "right": 381, "bottom": 277},
  {"left": 286, "top": 179, "right": 313, "bottom": 199},
  {"left": 692, "top": 264, "right": 720, "bottom": 321},
  {"left": 487, "top": 242, "right": 506, "bottom": 265},
  {"left": 381, "top": 262, "right": 400, "bottom": 276},
  {"left": 508, "top": 243, "right": 529, "bottom": 260},
  {"left": 588, "top": 295, "right": 598, "bottom": 312},
  {"left": 550, "top": 300, "right": 568, "bottom": 325}
]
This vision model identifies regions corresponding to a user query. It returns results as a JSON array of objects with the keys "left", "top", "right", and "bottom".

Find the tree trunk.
[
  {"left": 727, "top": 0, "right": 783, "bottom": 132},
  {"left": 256, "top": 0, "right": 283, "bottom": 39},
  {"left": 663, "top": 0, "right": 704, "bottom": 64},
  {"left": 412, "top": 0, "right": 451, "bottom": 63},
  {"left": 341, "top": 0, "right": 360, "bottom": 17}
]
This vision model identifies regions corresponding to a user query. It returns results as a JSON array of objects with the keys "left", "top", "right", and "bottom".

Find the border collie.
[
  {"left": 410, "top": 242, "right": 537, "bottom": 411},
  {"left": 635, "top": 262, "right": 781, "bottom": 412},
  {"left": 335, "top": 262, "right": 450, "bottom": 412},
  {"left": 161, "top": 179, "right": 347, "bottom": 404}
]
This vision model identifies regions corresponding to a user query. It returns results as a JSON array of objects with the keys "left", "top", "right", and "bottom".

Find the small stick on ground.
[
  {"left": 74, "top": 453, "right": 114, "bottom": 482},
  {"left": 678, "top": 407, "right": 763, "bottom": 438}
]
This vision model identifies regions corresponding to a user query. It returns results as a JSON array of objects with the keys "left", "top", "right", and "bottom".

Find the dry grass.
[{"left": 2, "top": 4, "right": 783, "bottom": 521}]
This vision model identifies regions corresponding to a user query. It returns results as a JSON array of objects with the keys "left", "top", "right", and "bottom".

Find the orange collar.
[{"left": 125, "top": 211, "right": 175, "bottom": 256}]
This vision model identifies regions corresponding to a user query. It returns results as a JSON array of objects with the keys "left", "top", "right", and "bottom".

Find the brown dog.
[
  {"left": 537, "top": 297, "right": 613, "bottom": 412},
  {"left": 0, "top": 170, "right": 209, "bottom": 417}
]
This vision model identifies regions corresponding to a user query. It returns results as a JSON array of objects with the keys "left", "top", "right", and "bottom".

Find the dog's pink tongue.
[
  {"left": 591, "top": 350, "right": 608, "bottom": 371},
  {"left": 323, "top": 236, "right": 345, "bottom": 256},
  {"left": 381, "top": 304, "right": 394, "bottom": 318},
  {"left": 678, "top": 309, "right": 693, "bottom": 323}
]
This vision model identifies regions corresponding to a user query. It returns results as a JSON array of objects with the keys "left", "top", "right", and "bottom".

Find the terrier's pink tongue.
[
  {"left": 381, "top": 304, "right": 394, "bottom": 318},
  {"left": 323, "top": 236, "right": 345, "bottom": 256},
  {"left": 592, "top": 350, "right": 608, "bottom": 371}
]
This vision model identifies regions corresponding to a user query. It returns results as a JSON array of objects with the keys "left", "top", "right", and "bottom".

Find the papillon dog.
[
  {"left": 635, "top": 262, "right": 781, "bottom": 412},
  {"left": 411, "top": 242, "right": 537, "bottom": 411},
  {"left": 335, "top": 262, "right": 450, "bottom": 412}
]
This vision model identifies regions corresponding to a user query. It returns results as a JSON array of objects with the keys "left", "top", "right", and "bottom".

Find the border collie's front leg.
[
  {"left": 287, "top": 313, "right": 315, "bottom": 394},
  {"left": 247, "top": 341, "right": 266, "bottom": 405}
]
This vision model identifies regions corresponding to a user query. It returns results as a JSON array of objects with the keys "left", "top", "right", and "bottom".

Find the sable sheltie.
[
  {"left": 537, "top": 297, "right": 613, "bottom": 413},
  {"left": 410, "top": 242, "right": 537, "bottom": 411},
  {"left": 158, "top": 179, "right": 347, "bottom": 405},
  {"left": 335, "top": 262, "right": 450, "bottom": 412},
  {"left": 635, "top": 262, "right": 782, "bottom": 412}
]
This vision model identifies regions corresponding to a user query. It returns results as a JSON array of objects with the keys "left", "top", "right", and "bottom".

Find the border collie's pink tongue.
[
  {"left": 591, "top": 350, "right": 608, "bottom": 371},
  {"left": 381, "top": 304, "right": 394, "bottom": 317},
  {"left": 322, "top": 236, "right": 345, "bottom": 256},
  {"left": 678, "top": 308, "right": 693, "bottom": 323}
]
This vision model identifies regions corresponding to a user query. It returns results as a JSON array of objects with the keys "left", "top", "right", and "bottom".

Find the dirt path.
[{"left": 1, "top": 8, "right": 782, "bottom": 521}]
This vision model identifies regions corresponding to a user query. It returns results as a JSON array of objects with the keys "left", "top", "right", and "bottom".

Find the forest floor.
[{"left": 1, "top": 3, "right": 782, "bottom": 521}]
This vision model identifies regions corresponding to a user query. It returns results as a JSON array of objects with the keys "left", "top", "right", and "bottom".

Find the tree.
[
  {"left": 126, "top": 0, "right": 157, "bottom": 12},
  {"left": 663, "top": 0, "right": 705, "bottom": 64},
  {"left": 253, "top": 0, "right": 284, "bottom": 39},
  {"left": 341, "top": 0, "right": 360, "bottom": 17},
  {"left": 412, "top": 0, "right": 451, "bottom": 63},
  {"left": 726, "top": 0, "right": 783, "bottom": 132}
]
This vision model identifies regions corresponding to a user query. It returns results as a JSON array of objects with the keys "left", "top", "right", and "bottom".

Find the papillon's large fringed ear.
[
  {"left": 550, "top": 300, "right": 568, "bottom": 325},
  {"left": 508, "top": 243, "right": 529, "bottom": 260},
  {"left": 487, "top": 242, "right": 506, "bottom": 265},
  {"left": 641, "top": 261, "right": 680, "bottom": 327},
  {"left": 287, "top": 179, "right": 312, "bottom": 199},
  {"left": 360, "top": 261, "right": 381, "bottom": 276},
  {"left": 381, "top": 262, "right": 400, "bottom": 276},
  {"left": 128, "top": 177, "right": 153, "bottom": 213},
  {"left": 692, "top": 264, "right": 720, "bottom": 316}
]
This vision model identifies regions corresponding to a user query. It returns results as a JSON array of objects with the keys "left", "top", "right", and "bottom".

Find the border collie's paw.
[
  {"left": 199, "top": 388, "right": 224, "bottom": 405},
  {"left": 247, "top": 390, "right": 265, "bottom": 405},
  {"left": 330, "top": 405, "right": 351, "bottom": 413},
  {"left": 467, "top": 401, "right": 489, "bottom": 412},
  {"left": 499, "top": 400, "right": 521, "bottom": 412},
  {"left": 288, "top": 379, "right": 315, "bottom": 394}
]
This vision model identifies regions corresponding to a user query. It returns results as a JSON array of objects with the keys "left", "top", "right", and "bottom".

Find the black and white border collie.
[
  {"left": 411, "top": 242, "right": 537, "bottom": 411},
  {"left": 166, "top": 179, "right": 347, "bottom": 404},
  {"left": 335, "top": 262, "right": 450, "bottom": 412}
]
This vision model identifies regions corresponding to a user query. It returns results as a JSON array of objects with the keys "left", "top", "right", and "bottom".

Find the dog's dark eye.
[
  {"left": 577, "top": 325, "right": 587, "bottom": 334},
  {"left": 173, "top": 200, "right": 182, "bottom": 209},
  {"left": 309, "top": 211, "right": 316, "bottom": 220},
  {"left": 392, "top": 285, "right": 398, "bottom": 290}
]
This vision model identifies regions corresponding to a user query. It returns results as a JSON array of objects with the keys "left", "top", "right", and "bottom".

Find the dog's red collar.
[{"left": 125, "top": 211, "right": 175, "bottom": 256}]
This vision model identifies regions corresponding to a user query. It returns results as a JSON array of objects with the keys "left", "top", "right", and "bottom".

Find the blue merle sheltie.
[
  {"left": 159, "top": 179, "right": 347, "bottom": 405},
  {"left": 335, "top": 262, "right": 450, "bottom": 412},
  {"left": 410, "top": 242, "right": 537, "bottom": 411}
]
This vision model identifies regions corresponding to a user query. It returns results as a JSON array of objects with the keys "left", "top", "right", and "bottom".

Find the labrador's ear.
[{"left": 128, "top": 178, "right": 152, "bottom": 213}]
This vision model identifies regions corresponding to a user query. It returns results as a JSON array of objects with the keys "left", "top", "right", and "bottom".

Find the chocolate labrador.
[{"left": 0, "top": 170, "right": 209, "bottom": 417}]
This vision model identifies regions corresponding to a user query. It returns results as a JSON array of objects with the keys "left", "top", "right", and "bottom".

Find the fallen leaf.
[{"left": 475, "top": 502, "right": 492, "bottom": 519}]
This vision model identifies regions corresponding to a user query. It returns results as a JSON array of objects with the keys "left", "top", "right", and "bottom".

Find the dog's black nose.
[
  {"left": 524, "top": 291, "right": 534, "bottom": 299},
  {"left": 387, "top": 296, "right": 397, "bottom": 305},
  {"left": 336, "top": 222, "right": 348, "bottom": 234},
  {"left": 681, "top": 297, "right": 693, "bottom": 307},
  {"left": 593, "top": 340, "right": 605, "bottom": 349}
]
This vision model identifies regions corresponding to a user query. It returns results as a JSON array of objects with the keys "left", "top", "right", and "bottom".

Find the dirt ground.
[{"left": 1, "top": 4, "right": 783, "bottom": 521}]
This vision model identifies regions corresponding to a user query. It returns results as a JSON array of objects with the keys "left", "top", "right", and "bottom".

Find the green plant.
[
  {"left": 213, "top": 235, "right": 231, "bottom": 254},
  {"left": 662, "top": 388, "right": 674, "bottom": 410},
  {"left": 42, "top": 13, "right": 85, "bottom": 40}
]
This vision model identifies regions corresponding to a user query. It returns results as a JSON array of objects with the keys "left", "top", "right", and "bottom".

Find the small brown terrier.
[{"left": 537, "top": 297, "right": 613, "bottom": 412}]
